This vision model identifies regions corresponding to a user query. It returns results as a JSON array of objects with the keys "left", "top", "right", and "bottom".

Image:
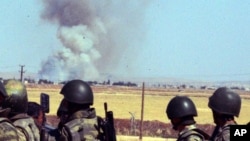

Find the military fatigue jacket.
[
  {"left": 10, "top": 113, "right": 40, "bottom": 141},
  {"left": 58, "top": 108, "right": 103, "bottom": 141},
  {"left": 0, "top": 108, "right": 27, "bottom": 141},
  {"left": 0, "top": 117, "right": 20, "bottom": 141},
  {"left": 177, "top": 124, "right": 209, "bottom": 141}
]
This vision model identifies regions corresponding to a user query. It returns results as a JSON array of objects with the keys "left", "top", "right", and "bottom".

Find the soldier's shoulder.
[
  {"left": 180, "top": 129, "right": 205, "bottom": 141},
  {"left": 0, "top": 120, "right": 20, "bottom": 140},
  {"left": 221, "top": 126, "right": 230, "bottom": 141},
  {"left": 0, "top": 119, "right": 15, "bottom": 129},
  {"left": 0, "top": 117, "right": 15, "bottom": 130},
  {"left": 186, "top": 134, "right": 203, "bottom": 141}
]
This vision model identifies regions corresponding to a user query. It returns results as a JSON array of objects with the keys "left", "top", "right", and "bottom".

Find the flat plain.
[
  {"left": 27, "top": 84, "right": 250, "bottom": 124},
  {"left": 26, "top": 84, "right": 250, "bottom": 141}
]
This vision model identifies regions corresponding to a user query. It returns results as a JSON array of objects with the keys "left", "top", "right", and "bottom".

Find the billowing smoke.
[{"left": 39, "top": 0, "right": 150, "bottom": 81}]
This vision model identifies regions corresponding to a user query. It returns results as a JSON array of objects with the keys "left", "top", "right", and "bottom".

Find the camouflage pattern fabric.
[
  {"left": 0, "top": 117, "right": 19, "bottom": 141},
  {"left": 177, "top": 124, "right": 209, "bottom": 141},
  {"left": 16, "top": 127, "right": 28, "bottom": 141},
  {"left": 58, "top": 108, "right": 103, "bottom": 141},
  {"left": 11, "top": 114, "right": 40, "bottom": 141}
]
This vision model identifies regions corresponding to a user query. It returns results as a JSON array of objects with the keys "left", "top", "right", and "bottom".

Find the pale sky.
[{"left": 1, "top": 0, "right": 250, "bottom": 82}]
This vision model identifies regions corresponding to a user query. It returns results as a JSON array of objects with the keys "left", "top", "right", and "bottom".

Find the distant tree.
[
  {"left": 38, "top": 79, "right": 53, "bottom": 84},
  {"left": 112, "top": 81, "right": 137, "bottom": 87}
]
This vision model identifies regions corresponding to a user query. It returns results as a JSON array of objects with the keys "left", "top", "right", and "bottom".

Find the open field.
[
  {"left": 26, "top": 84, "right": 250, "bottom": 140},
  {"left": 27, "top": 84, "right": 250, "bottom": 124}
]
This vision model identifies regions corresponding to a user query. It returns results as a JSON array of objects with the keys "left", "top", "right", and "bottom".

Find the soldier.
[
  {"left": 27, "top": 101, "right": 56, "bottom": 141},
  {"left": 0, "top": 80, "right": 21, "bottom": 140},
  {"left": 56, "top": 98, "right": 69, "bottom": 129},
  {"left": 56, "top": 79, "right": 105, "bottom": 141},
  {"left": 2, "top": 79, "right": 40, "bottom": 141},
  {"left": 166, "top": 95, "right": 210, "bottom": 141},
  {"left": 208, "top": 87, "right": 241, "bottom": 141},
  {"left": 27, "top": 102, "right": 45, "bottom": 130}
]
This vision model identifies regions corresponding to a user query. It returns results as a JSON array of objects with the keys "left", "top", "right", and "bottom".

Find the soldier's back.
[
  {"left": 213, "top": 125, "right": 230, "bottom": 141},
  {"left": 178, "top": 127, "right": 210, "bottom": 141},
  {"left": 12, "top": 114, "right": 40, "bottom": 141},
  {"left": 59, "top": 117, "right": 100, "bottom": 141},
  {"left": 0, "top": 117, "right": 20, "bottom": 141}
]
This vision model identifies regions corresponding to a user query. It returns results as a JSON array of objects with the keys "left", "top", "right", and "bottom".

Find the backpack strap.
[{"left": 15, "top": 125, "right": 29, "bottom": 140}]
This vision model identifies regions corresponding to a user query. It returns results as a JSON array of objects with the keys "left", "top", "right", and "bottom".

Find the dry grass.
[
  {"left": 27, "top": 85, "right": 250, "bottom": 125},
  {"left": 26, "top": 85, "right": 250, "bottom": 140}
]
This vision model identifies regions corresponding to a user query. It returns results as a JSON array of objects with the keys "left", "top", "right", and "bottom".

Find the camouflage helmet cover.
[{"left": 2, "top": 79, "right": 28, "bottom": 114}]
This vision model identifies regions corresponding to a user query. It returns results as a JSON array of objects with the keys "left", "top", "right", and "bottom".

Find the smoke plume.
[{"left": 39, "top": 0, "right": 150, "bottom": 81}]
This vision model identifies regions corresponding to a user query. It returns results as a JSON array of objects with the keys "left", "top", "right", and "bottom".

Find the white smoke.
[{"left": 39, "top": 0, "right": 151, "bottom": 81}]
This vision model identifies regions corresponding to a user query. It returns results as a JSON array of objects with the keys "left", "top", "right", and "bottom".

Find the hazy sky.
[{"left": 1, "top": 0, "right": 250, "bottom": 82}]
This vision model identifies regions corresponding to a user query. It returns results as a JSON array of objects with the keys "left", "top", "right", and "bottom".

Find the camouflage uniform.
[
  {"left": 177, "top": 124, "right": 208, "bottom": 141},
  {"left": 0, "top": 81, "right": 22, "bottom": 140},
  {"left": 10, "top": 113, "right": 40, "bottom": 141},
  {"left": 58, "top": 108, "right": 103, "bottom": 141},
  {"left": 2, "top": 80, "right": 40, "bottom": 141},
  {"left": 56, "top": 80, "right": 105, "bottom": 141},
  {"left": 0, "top": 117, "right": 20, "bottom": 140},
  {"left": 0, "top": 109, "right": 26, "bottom": 141}
]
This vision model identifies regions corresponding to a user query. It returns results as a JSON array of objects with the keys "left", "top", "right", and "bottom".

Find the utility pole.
[
  {"left": 19, "top": 65, "right": 25, "bottom": 82},
  {"left": 139, "top": 82, "right": 145, "bottom": 140}
]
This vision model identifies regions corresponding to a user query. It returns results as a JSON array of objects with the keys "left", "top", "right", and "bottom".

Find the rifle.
[{"left": 103, "top": 102, "right": 116, "bottom": 141}]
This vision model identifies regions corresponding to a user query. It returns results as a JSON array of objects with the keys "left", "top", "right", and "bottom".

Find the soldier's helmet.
[
  {"left": 166, "top": 96, "right": 197, "bottom": 119},
  {"left": 2, "top": 79, "right": 28, "bottom": 114},
  {"left": 208, "top": 87, "right": 241, "bottom": 117},
  {"left": 60, "top": 79, "right": 93, "bottom": 105}
]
